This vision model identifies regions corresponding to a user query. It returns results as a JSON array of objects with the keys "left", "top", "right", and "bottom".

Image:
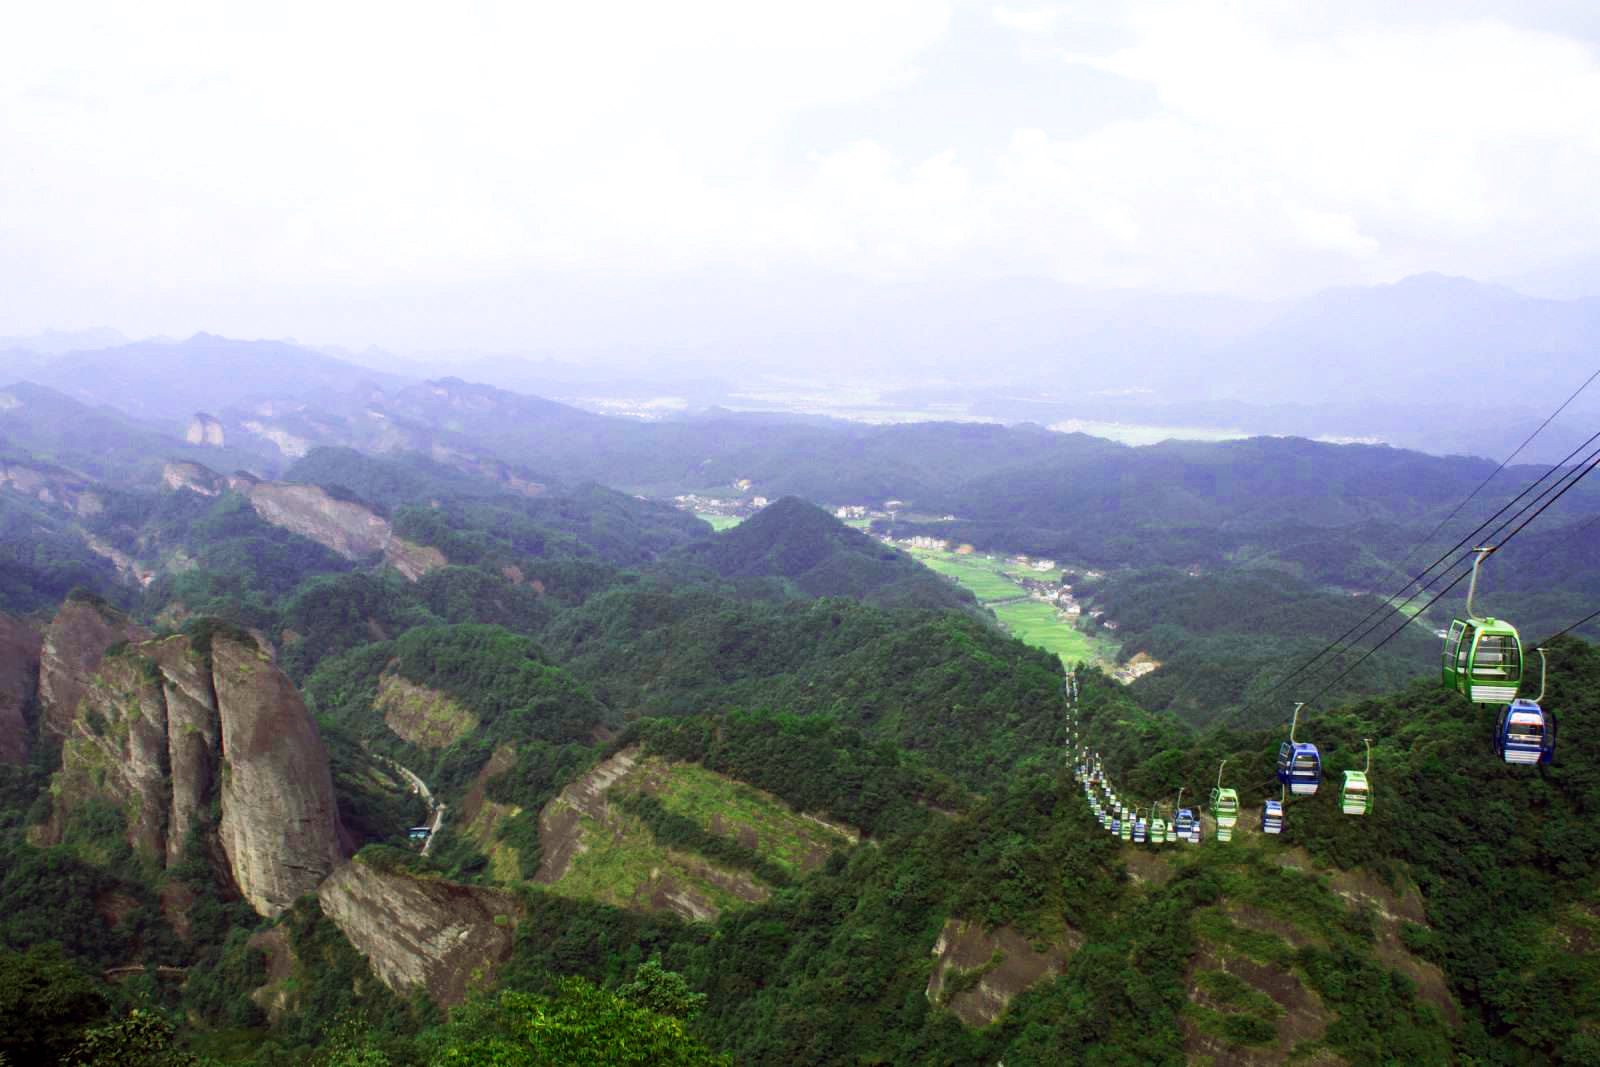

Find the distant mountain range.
[{"left": 2, "top": 269, "right": 1596, "bottom": 463}]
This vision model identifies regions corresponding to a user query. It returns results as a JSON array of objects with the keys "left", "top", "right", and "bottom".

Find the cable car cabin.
[
  {"left": 1276, "top": 742, "right": 1322, "bottom": 795},
  {"left": 1120, "top": 819, "right": 1132, "bottom": 841},
  {"left": 1187, "top": 823, "right": 1202, "bottom": 845},
  {"left": 1340, "top": 771, "right": 1371, "bottom": 815},
  {"left": 1175, "top": 808, "right": 1195, "bottom": 837},
  {"left": 1210, "top": 787, "right": 1240, "bottom": 827},
  {"left": 1111, "top": 818, "right": 1120, "bottom": 836},
  {"left": 1261, "top": 800, "right": 1284, "bottom": 834},
  {"left": 1495, "top": 699, "right": 1555, "bottom": 765},
  {"left": 1150, "top": 817, "right": 1168, "bottom": 844},
  {"left": 1443, "top": 618, "right": 1523, "bottom": 703},
  {"left": 1133, "top": 818, "right": 1147, "bottom": 844}
]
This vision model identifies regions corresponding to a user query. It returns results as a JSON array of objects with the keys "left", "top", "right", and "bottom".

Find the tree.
[
  {"left": 0, "top": 946, "right": 109, "bottom": 1065},
  {"left": 69, "top": 1009, "right": 200, "bottom": 1067},
  {"left": 440, "top": 981, "right": 730, "bottom": 1066}
]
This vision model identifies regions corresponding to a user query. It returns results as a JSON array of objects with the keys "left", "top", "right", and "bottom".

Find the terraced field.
[{"left": 535, "top": 747, "right": 856, "bottom": 922}]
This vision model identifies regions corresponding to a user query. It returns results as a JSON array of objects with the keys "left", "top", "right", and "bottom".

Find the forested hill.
[
  {"left": 2, "top": 354, "right": 1600, "bottom": 1063},
  {"left": 667, "top": 496, "right": 980, "bottom": 613}
]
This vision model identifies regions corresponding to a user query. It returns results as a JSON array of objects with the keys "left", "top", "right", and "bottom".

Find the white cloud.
[{"left": 3, "top": 0, "right": 1600, "bottom": 339}]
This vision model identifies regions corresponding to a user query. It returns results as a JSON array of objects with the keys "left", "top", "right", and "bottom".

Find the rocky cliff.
[
  {"left": 38, "top": 595, "right": 151, "bottom": 739},
  {"left": 162, "top": 460, "right": 227, "bottom": 496},
  {"left": 40, "top": 607, "right": 346, "bottom": 916},
  {"left": 318, "top": 855, "right": 521, "bottom": 1006},
  {"left": 185, "top": 413, "right": 225, "bottom": 447},
  {"left": 0, "top": 457, "right": 104, "bottom": 516},
  {"left": 210, "top": 636, "right": 346, "bottom": 914},
  {"left": 0, "top": 615, "right": 40, "bottom": 765},
  {"left": 244, "top": 482, "right": 444, "bottom": 580}
]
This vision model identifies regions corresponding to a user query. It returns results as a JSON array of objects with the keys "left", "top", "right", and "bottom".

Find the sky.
[{"left": 4, "top": 1, "right": 1600, "bottom": 349}]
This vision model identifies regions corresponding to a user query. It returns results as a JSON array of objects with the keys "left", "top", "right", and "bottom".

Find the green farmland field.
[
  {"left": 903, "top": 545, "right": 1118, "bottom": 668},
  {"left": 905, "top": 547, "right": 1028, "bottom": 602},
  {"left": 993, "top": 599, "right": 1119, "bottom": 669}
]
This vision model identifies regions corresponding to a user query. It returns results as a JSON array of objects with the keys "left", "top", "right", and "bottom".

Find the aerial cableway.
[{"left": 1064, "top": 381, "right": 1600, "bottom": 843}]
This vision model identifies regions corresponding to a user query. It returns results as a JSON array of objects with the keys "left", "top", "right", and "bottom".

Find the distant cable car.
[
  {"left": 1119, "top": 817, "right": 1132, "bottom": 842},
  {"left": 1261, "top": 793, "right": 1284, "bottom": 834},
  {"left": 1442, "top": 547, "right": 1523, "bottom": 704},
  {"left": 1341, "top": 738, "right": 1373, "bottom": 816},
  {"left": 1176, "top": 808, "right": 1195, "bottom": 837},
  {"left": 1210, "top": 760, "right": 1239, "bottom": 841},
  {"left": 1150, "top": 805, "right": 1169, "bottom": 844},
  {"left": 1496, "top": 648, "right": 1555, "bottom": 765},
  {"left": 1133, "top": 811, "right": 1147, "bottom": 844},
  {"left": 1276, "top": 702, "right": 1322, "bottom": 795}
]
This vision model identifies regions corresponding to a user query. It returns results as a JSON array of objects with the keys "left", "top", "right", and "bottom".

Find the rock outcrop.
[
  {"left": 41, "top": 614, "right": 346, "bottom": 916},
  {"left": 185, "top": 412, "right": 225, "bottom": 447},
  {"left": 0, "top": 457, "right": 104, "bottom": 515},
  {"left": 211, "top": 636, "right": 345, "bottom": 914},
  {"left": 927, "top": 918, "right": 1081, "bottom": 1027},
  {"left": 0, "top": 615, "right": 41, "bottom": 765},
  {"left": 319, "top": 856, "right": 521, "bottom": 1006},
  {"left": 245, "top": 481, "right": 444, "bottom": 580},
  {"left": 163, "top": 460, "right": 227, "bottom": 496},
  {"left": 38, "top": 595, "right": 151, "bottom": 739},
  {"left": 376, "top": 673, "right": 478, "bottom": 749},
  {"left": 242, "top": 421, "right": 309, "bottom": 458}
]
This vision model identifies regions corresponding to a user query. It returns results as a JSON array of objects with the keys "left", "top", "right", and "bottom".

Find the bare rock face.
[
  {"left": 211, "top": 637, "right": 345, "bottom": 916},
  {"left": 0, "top": 458, "right": 103, "bottom": 515},
  {"left": 163, "top": 460, "right": 226, "bottom": 496},
  {"left": 319, "top": 856, "right": 521, "bottom": 1006},
  {"left": 186, "top": 413, "right": 226, "bottom": 447},
  {"left": 42, "top": 622, "right": 346, "bottom": 916},
  {"left": 38, "top": 596, "right": 151, "bottom": 739},
  {"left": 241, "top": 421, "right": 310, "bottom": 458},
  {"left": 50, "top": 652, "right": 172, "bottom": 857},
  {"left": 927, "top": 918, "right": 1081, "bottom": 1027},
  {"left": 247, "top": 482, "right": 390, "bottom": 558},
  {"left": 245, "top": 482, "right": 444, "bottom": 580},
  {"left": 0, "top": 616, "right": 41, "bottom": 766}
]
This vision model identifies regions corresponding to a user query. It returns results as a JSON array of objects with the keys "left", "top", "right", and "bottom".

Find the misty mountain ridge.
[{"left": 7, "top": 269, "right": 1598, "bottom": 465}]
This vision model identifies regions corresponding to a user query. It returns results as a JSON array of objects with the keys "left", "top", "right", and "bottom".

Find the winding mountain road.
[{"left": 386, "top": 757, "right": 447, "bottom": 856}]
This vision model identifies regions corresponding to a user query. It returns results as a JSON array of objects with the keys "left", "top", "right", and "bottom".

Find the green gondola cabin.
[
  {"left": 1340, "top": 771, "right": 1371, "bottom": 815},
  {"left": 1442, "top": 617, "right": 1522, "bottom": 703}
]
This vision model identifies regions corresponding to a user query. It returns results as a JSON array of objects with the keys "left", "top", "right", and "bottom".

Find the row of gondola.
[{"left": 1067, "top": 547, "right": 1559, "bottom": 844}]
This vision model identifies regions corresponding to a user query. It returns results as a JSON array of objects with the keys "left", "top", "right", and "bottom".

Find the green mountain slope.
[{"left": 670, "top": 496, "right": 978, "bottom": 613}]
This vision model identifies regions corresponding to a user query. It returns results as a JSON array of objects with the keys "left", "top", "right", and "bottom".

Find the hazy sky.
[{"left": 5, "top": 1, "right": 1600, "bottom": 347}]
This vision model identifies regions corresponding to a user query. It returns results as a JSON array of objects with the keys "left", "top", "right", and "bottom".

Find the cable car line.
[
  {"left": 1541, "top": 605, "right": 1600, "bottom": 644},
  {"left": 1237, "top": 427, "right": 1600, "bottom": 722},
  {"left": 1375, "top": 366, "right": 1600, "bottom": 593},
  {"left": 1234, "top": 377, "right": 1600, "bottom": 718},
  {"left": 1235, "top": 406, "right": 1600, "bottom": 718},
  {"left": 1294, "top": 444, "right": 1600, "bottom": 711}
]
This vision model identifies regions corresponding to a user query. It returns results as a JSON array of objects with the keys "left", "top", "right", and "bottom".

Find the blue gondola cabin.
[
  {"left": 1261, "top": 800, "right": 1284, "bottom": 834},
  {"left": 1276, "top": 742, "right": 1322, "bottom": 795},
  {"left": 1496, "top": 699, "right": 1555, "bottom": 765}
]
